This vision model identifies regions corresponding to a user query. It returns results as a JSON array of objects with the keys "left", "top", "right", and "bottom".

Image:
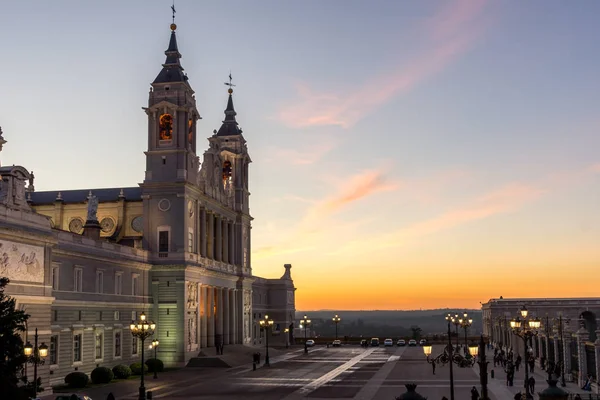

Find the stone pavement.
[{"left": 42, "top": 343, "right": 595, "bottom": 400}]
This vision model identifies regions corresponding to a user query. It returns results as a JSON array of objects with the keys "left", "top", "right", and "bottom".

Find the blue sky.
[{"left": 1, "top": 1, "right": 599, "bottom": 309}]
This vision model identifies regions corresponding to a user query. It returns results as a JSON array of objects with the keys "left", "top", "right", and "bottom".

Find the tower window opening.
[
  {"left": 159, "top": 114, "right": 173, "bottom": 140},
  {"left": 222, "top": 161, "right": 232, "bottom": 183}
]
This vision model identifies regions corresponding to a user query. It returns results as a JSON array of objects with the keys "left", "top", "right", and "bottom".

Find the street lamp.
[
  {"left": 300, "top": 315, "right": 311, "bottom": 354},
  {"left": 459, "top": 312, "right": 473, "bottom": 353},
  {"left": 510, "top": 305, "right": 541, "bottom": 399},
  {"left": 130, "top": 312, "right": 156, "bottom": 400},
  {"left": 23, "top": 327, "right": 48, "bottom": 398},
  {"left": 423, "top": 314, "right": 478, "bottom": 400},
  {"left": 259, "top": 315, "right": 274, "bottom": 366},
  {"left": 284, "top": 328, "right": 290, "bottom": 348},
  {"left": 332, "top": 315, "right": 341, "bottom": 340},
  {"left": 451, "top": 313, "right": 461, "bottom": 347},
  {"left": 151, "top": 339, "right": 159, "bottom": 379}
]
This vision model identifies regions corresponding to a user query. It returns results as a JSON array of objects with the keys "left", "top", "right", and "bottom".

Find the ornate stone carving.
[
  {"left": 69, "top": 218, "right": 84, "bottom": 234},
  {"left": 187, "top": 282, "right": 198, "bottom": 309},
  {"left": 131, "top": 216, "right": 143, "bottom": 233},
  {"left": 100, "top": 217, "right": 115, "bottom": 233},
  {"left": 0, "top": 240, "right": 44, "bottom": 283}
]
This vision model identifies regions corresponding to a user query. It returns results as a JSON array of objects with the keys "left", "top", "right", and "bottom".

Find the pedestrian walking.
[
  {"left": 528, "top": 376, "right": 535, "bottom": 393},
  {"left": 515, "top": 354, "right": 522, "bottom": 371},
  {"left": 470, "top": 386, "right": 479, "bottom": 400}
]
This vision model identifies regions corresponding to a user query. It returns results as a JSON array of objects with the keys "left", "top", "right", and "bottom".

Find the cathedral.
[{"left": 0, "top": 19, "right": 296, "bottom": 390}]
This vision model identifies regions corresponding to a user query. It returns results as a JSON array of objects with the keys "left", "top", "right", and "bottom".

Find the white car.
[
  {"left": 409, "top": 339, "right": 417, "bottom": 346},
  {"left": 419, "top": 339, "right": 427, "bottom": 346},
  {"left": 306, "top": 339, "right": 315, "bottom": 347},
  {"left": 397, "top": 339, "right": 406, "bottom": 346},
  {"left": 384, "top": 338, "right": 394, "bottom": 347},
  {"left": 332, "top": 339, "right": 341, "bottom": 347}
]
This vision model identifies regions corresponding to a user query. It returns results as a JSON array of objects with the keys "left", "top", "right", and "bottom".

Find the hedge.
[
  {"left": 64, "top": 371, "right": 89, "bottom": 388},
  {"left": 91, "top": 366, "right": 114, "bottom": 384}
]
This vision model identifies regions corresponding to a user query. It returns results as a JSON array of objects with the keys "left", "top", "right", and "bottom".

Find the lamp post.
[
  {"left": 471, "top": 335, "right": 489, "bottom": 400},
  {"left": 130, "top": 312, "right": 156, "bottom": 400},
  {"left": 553, "top": 315, "right": 569, "bottom": 387},
  {"left": 259, "top": 315, "right": 274, "bottom": 366},
  {"left": 422, "top": 313, "right": 479, "bottom": 400},
  {"left": 23, "top": 327, "right": 49, "bottom": 399},
  {"left": 284, "top": 328, "right": 289, "bottom": 348},
  {"left": 151, "top": 339, "right": 159, "bottom": 379},
  {"left": 459, "top": 312, "right": 473, "bottom": 354},
  {"left": 300, "top": 315, "right": 311, "bottom": 354},
  {"left": 510, "top": 305, "right": 541, "bottom": 399},
  {"left": 332, "top": 315, "right": 341, "bottom": 340},
  {"left": 451, "top": 313, "right": 461, "bottom": 348}
]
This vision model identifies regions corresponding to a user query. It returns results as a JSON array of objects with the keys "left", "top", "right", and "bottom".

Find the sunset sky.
[{"left": 1, "top": 1, "right": 599, "bottom": 310}]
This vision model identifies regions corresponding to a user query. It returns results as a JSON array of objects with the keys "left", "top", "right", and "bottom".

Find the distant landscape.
[{"left": 295, "top": 309, "right": 483, "bottom": 339}]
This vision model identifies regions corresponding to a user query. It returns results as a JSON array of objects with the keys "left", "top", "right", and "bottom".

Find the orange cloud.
[{"left": 277, "top": 0, "right": 488, "bottom": 128}]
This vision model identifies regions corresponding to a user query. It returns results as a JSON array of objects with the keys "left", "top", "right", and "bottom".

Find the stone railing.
[{"left": 55, "top": 230, "right": 148, "bottom": 260}]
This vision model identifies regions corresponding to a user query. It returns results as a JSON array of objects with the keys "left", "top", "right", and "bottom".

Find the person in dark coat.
[
  {"left": 515, "top": 354, "right": 522, "bottom": 371},
  {"left": 470, "top": 386, "right": 479, "bottom": 400},
  {"left": 528, "top": 376, "right": 535, "bottom": 393}
]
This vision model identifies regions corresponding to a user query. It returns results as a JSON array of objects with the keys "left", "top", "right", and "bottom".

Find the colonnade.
[
  {"left": 198, "top": 208, "right": 241, "bottom": 266},
  {"left": 198, "top": 284, "right": 240, "bottom": 348}
]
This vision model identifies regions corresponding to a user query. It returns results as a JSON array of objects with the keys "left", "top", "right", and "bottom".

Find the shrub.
[
  {"left": 145, "top": 358, "right": 164, "bottom": 373},
  {"left": 64, "top": 371, "right": 89, "bottom": 388},
  {"left": 130, "top": 362, "right": 148, "bottom": 375},
  {"left": 112, "top": 364, "right": 132, "bottom": 379},
  {"left": 90, "top": 366, "right": 114, "bottom": 384}
]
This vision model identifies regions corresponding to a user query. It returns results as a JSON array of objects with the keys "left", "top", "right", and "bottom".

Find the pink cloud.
[
  {"left": 277, "top": 0, "right": 488, "bottom": 128},
  {"left": 265, "top": 139, "right": 337, "bottom": 165}
]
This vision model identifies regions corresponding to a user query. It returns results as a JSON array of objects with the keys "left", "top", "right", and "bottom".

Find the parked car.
[
  {"left": 409, "top": 339, "right": 417, "bottom": 346},
  {"left": 397, "top": 339, "right": 406, "bottom": 346},
  {"left": 384, "top": 338, "right": 394, "bottom": 347},
  {"left": 419, "top": 339, "right": 427, "bottom": 346},
  {"left": 360, "top": 339, "right": 368, "bottom": 347},
  {"left": 332, "top": 339, "right": 341, "bottom": 347},
  {"left": 370, "top": 337, "right": 380, "bottom": 347},
  {"left": 306, "top": 339, "right": 315, "bottom": 347},
  {"left": 55, "top": 396, "right": 93, "bottom": 400}
]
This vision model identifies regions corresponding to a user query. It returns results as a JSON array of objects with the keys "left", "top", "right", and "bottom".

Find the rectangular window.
[
  {"left": 52, "top": 266, "right": 59, "bottom": 290},
  {"left": 132, "top": 274, "right": 139, "bottom": 296},
  {"left": 96, "top": 270, "right": 104, "bottom": 293},
  {"left": 95, "top": 332, "right": 103, "bottom": 360},
  {"left": 50, "top": 335, "right": 58, "bottom": 365},
  {"left": 74, "top": 267, "right": 83, "bottom": 292},
  {"left": 132, "top": 336, "right": 138, "bottom": 355},
  {"left": 115, "top": 272, "right": 123, "bottom": 295},
  {"left": 73, "top": 333, "right": 82, "bottom": 362},
  {"left": 114, "top": 310, "right": 120, "bottom": 321},
  {"left": 114, "top": 331, "right": 121, "bottom": 357},
  {"left": 132, "top": 310, "right": 137, "bottom": 321},
  {"left": 158, "top": 230, "right": 169, "bottom": 252},
  {"left": 188, "top": 230, "right": 194, "bottom": 252}
]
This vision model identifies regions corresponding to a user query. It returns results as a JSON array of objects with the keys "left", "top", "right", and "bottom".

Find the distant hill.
[{"left": 295, "top": 309, "right": 483, "bottom": 337}]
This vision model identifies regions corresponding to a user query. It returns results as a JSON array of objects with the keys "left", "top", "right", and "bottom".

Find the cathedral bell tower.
[{"left": 143, "top": 22, "right": 200, "bottom": 185}]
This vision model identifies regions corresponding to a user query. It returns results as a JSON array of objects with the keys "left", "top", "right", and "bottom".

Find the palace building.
[{"left": 0, "top": 19, "right": 296, "bottom": 390}]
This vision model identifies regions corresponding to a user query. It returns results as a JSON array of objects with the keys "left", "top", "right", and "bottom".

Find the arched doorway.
[{"left": 580, "top": 311, "right": 597, "bottom": 342}]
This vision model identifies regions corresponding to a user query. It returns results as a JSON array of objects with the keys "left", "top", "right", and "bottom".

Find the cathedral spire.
[
  {"left": 152, "top": 9, "right": 188, "bottom": 85},
  {"left": 216, "top": 74, "right": 242, "bottom": 136}
]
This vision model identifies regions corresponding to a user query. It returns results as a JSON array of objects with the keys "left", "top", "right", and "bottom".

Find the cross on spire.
[
  {"left": 171, "top": 1, "right": 176, "bottom": 24},
  {"left": 224, "top": 72, "right": 236, "bottom": 91}
]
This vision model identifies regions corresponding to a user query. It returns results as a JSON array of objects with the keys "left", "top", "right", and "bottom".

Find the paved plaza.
[{"left": 42, "top": 344, "right": 593, "bottom": 399}]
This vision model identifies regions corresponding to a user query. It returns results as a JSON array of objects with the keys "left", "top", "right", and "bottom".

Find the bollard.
[
  {"left": 253, "top": 362, "right": 256, "bottom": 371},
  {"left": 147, "top": 390, "right": 153, "bottom": 399},
  {"left": 491, "top": 369, "right": 494, "bottom": 379}
]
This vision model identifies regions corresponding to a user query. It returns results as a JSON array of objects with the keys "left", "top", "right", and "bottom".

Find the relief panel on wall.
[{"left": 0, "top": 240, "right": 44, "bottom": 283}]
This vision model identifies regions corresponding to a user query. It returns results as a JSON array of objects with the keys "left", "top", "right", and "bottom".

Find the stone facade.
[
  {"left": 482, "top": 297, "right": 600, "bottom": 390},
  {"left": 0, "top": 21, "right": 295, "bottom": 394}
]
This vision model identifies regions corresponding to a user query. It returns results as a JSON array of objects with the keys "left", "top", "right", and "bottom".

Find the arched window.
[
  {"left": 159, "top": 114, "right": 173, "bottom": 140},
  {"left": 222, "top": 160, "right": 232, "bottom": 183}
]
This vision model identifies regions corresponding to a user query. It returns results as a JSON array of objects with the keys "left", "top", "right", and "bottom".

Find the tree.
[
  {"left": 0, "top": 277, "right": 30, "bottom": 400},
  {"left": 410, "top": 325, "right": 422, "bottom": 340}
]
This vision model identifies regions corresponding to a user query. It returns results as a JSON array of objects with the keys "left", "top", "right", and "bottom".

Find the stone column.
[
  {"left": 223, "top": 288, "right": 230, "bottom": 345},
  {"left": 207, "top": 212, "right": 214, "bottom": 259},
  {"left": 229, "top": 289, "right": 235, "bottom": 344},
  {"left": 200, "top": 285, "right": 208, "bottom": 348},
  {"left": 215, "top": 215, "right": 222, "bottom": 262},
  {"left": 200, "top": 208, "right": 207, "bottom": 257},
  {"left": 217, "top": 288, "right": 224, "bottom": 341},
  {"left": 563, "top": 330, "right": 572, "bottom": 382},
  {"left": 228, "top": 222, "right": 235, "bottom": 266},
  {"left": 576, "top": 326, "right": 589, "bottom": 388},
  {"left": 207, "top": 286, "right": 215, "bottom": 347},
  {"left": 223, "top": 219, "right": 229, "bottom": 264}
]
